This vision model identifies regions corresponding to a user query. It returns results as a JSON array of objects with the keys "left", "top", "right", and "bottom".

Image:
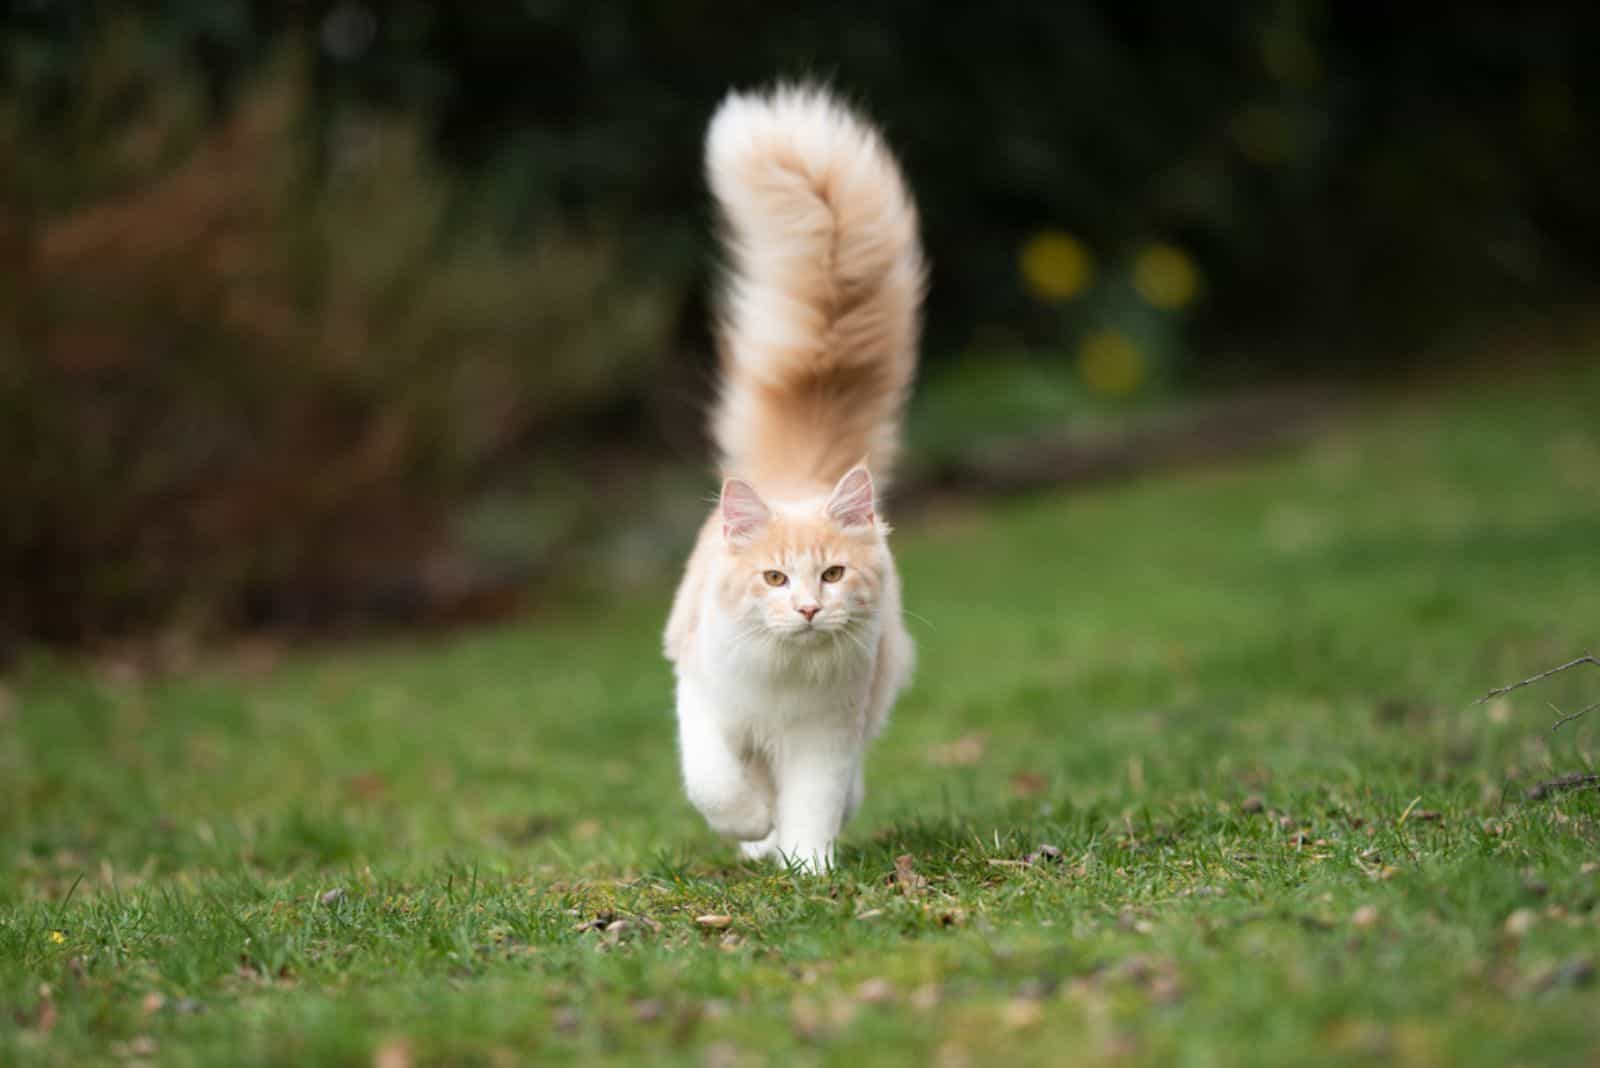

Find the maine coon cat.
[{"left": 664, "top": 84, "right": 924, "bottom": 873}]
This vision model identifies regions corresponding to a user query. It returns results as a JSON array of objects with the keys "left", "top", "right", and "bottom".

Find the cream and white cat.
[{"left": 664, "top": 84, "right": 925, "bottom": 873}]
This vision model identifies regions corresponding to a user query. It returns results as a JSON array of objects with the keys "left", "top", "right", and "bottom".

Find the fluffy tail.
[{"left": 705, "top": 83, "right": 924, "bottom": 493}]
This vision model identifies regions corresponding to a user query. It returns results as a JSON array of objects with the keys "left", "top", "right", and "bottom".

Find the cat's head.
[{"left": 714, "top": 466, "right": 889, "bottom": 642}]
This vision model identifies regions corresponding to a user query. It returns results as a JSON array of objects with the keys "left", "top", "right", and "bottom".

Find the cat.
[{"left": 664, "top": 84, "right": 925, "bottom": 873}]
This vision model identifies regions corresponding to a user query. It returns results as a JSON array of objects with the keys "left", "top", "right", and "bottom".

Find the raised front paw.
[
  {"left": 739, "top": 832, "right": 778, "bottom": 861},
  {"left": 705, "top": 806, "right": 773, "bottom": 841},
  {"left": 688, "top": 783, "right": 773, "bottom": 841}
]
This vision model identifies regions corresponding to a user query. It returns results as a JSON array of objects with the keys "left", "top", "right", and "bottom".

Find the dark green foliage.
[
  {"left": 16, "top": 2, "right": 1599, "bottom": 354},
  {"left": 9, "top": 3, "right": 1600, "bottom": 357},
  {"left": 4, "top": 3, "right": 1600, "bottom": 640},
  {"left": 0, "top": 38, "right": 671, "bottom": 643}
]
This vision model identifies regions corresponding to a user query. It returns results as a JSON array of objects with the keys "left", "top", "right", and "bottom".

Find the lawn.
[{"left": 4, "top": 366, "right": 1600, "bottom": 1067}]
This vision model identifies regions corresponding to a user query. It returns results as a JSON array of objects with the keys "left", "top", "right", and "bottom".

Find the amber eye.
[
  {"left": 763, "top": 570, "right": 788, "bottom": 587},
  {"left": 820, "top": 565, "right": 845, "bottom": 583}
]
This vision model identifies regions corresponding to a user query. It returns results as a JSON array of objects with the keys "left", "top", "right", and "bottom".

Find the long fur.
[
  {"left": 706, "top": 84, "right": 925, "bottom": 492},
  {"left": 664, "top": 84, "right": 923, "bottom": 873}
]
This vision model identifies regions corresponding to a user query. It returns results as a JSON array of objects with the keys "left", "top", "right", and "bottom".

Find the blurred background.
[{"left": 4, "top": 1, "right": 1599, "bottom": 655}]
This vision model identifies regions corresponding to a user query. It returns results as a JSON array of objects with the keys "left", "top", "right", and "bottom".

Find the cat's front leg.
[
  {"left": 739, "top": 830, "right": 778, "bottom": 861},
  {"left": 772, "top": 723, "right": 862, "bottom": 874},
  {"left": 677, "top": 680, "right": 774, "bottom": 841}
]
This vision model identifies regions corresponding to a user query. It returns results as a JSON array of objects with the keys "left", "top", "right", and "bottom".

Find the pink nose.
[{"left": 797, "top": 604, "right": 819, "bottom": 621}]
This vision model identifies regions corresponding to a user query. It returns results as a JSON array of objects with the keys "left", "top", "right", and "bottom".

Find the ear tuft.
[
  {"left": 721, "top": 478, "right": 770, "bottom": 543},
  {"left": 826, "top": 466, "right": 875, "bottom": 528}
]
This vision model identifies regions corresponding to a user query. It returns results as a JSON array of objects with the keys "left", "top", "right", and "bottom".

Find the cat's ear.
[
  {"left": 720, "top": 478, "right": 770, "bottom": 544},
  {"left": 826, "top": 466, "right": 875, "bottom": 528}
]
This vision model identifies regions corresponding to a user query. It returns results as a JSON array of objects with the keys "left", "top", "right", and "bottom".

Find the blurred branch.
[
  {"left": 1478, "top": 655, "right": 1599, "bottom": 731},
  {"left": 1526, "top": 774, "right": 1600, "bottom": 801},
  {"left": 898, "top": 385, "right": 1351, "bottom": 507},
  {"left": 1479, "top": 655, "right": 1599, "bottom": 701},
  {"left": 1552, "top": 700, "right": 1600, "bottom": 732}
]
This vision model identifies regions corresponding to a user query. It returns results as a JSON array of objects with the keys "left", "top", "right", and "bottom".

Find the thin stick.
[
  {"left": 1552, "top": 699, "right": 1600, "bottom": 732},
  {"left": 1525, "top": 773, "right": 1600, "bottom": 801},
  {"left": 1477, "top": 655, "right": 1598, "bottom": 703}
]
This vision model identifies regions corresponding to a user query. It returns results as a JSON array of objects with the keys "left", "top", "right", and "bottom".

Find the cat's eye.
[
  {"left": 820, "top": 565, "right": 845, "bottom": 583},
  {"left": 763, "top": 570, "right": 788, "bottom": 587}
]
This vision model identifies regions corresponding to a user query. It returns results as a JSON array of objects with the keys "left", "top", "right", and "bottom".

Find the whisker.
[{"left": 837, "top": 626, "right": 872, "bottom": 658}]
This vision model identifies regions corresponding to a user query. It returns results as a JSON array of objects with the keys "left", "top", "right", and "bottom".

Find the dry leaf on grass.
[
  {"left": 30, "top": 986, "right": 58, "bottom": 1036},
  {"left": 1112, "top": 956, "right": 1186, "bottom": 1005},
  {"left": 1008, "top": 771, "right": 1048, "bottom": 797},
  {"left": 1002, "top": 996, "right": 1043, "bottom": 1030},
  {"left": 703, "top": 1040, "right": 741, "bottom": 1068},
  {"left": 371, "top": 1036, "right": 412, "bottom": 1068},
  {"left": 1528, "top": 955, "right": 1596, "bottom": 994},
  {"left": 790, "top": 996, "right": 823, "bottom": 1040},
  {"left": 1024, "top": 843, "right": 1064, "bottom": 866},
  {"left": 345, "top": 772, "right": 388, "bottom": 801},
  {"left": 1504, "top": 909, "right": 1537, "bottom": 937},
  {"left": 888, "top": 854, "right": 928, "bottom": 895},
  {"left": 854, "top": 977, "right": 895, "bottom": 1004},
  {"left": 926, "top": 732, "right": 987, "bottom": 767}
]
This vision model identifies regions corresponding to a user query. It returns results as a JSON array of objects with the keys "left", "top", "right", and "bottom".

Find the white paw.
[
  {"left": 706, "top": 810, "right": 773, "bottom": 842},
  {"left": 776, "top": 842, "right": 835, "bottom": 875},
  {"left": 739, "top": 833, "right": 778, "bottom": 861},
  {"left": 695, "top": 797, "right": 773, "bottom": 842}
]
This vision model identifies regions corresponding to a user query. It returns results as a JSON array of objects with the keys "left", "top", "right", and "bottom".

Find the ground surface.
[{"left": 4, "top": 367, "right": 1600, "bottom": 1066}]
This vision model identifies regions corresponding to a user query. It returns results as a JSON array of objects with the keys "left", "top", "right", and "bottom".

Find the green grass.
[{"left": 5, "top": 367, "right": 1600, "bottom": 1067}]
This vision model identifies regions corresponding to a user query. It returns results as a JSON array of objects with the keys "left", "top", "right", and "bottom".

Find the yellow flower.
[
  {"left": 49, "top": 930, "right": 67, "bottom": 945},
  {"left": 1078, "top": 328, "right": 1146, "bottom": 397},
  {"left": 1132, "top": 243, "right": 1201, "bottom": 310},
  {"left": 1020, "top": 230, "right": 1093, "bottom": 303}
]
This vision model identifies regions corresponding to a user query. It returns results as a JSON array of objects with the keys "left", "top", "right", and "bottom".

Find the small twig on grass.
[
  {"left": 1478, "top": 655, "right": 1598, "bottom": 701},
  {"left": 1481, "top": 655, "right": 1600, "bottom": 801},
  {"left": 1477, "top": 655, "right": 1599, "bottom": 731},
  {"left": 1552, "top": 700, "right": 1600, "bottom": 732},
  {"left": 1525, "top": 774, "right": 1600, "bottom": 801}
]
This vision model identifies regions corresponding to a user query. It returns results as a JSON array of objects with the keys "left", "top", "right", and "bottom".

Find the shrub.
[{"left": 0, "top": 38, "right": 672, "bottom": 644}]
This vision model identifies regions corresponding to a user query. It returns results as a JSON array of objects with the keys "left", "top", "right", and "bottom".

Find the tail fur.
[{"left": 705, "top": 84, "right": 924, "bottom": 493}]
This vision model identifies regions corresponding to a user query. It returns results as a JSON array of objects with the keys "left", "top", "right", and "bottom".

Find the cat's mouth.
[
  {"left": 778, "top": 623, "right": 827, "bottom": 638},
  {"left": 772, "top": 618, "right": 848, "bottom": 641}
]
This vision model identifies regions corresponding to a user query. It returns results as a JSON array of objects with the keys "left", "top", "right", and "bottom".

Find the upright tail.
[{"left": 705, "top": 84, "right": 924, "bottom": 494}]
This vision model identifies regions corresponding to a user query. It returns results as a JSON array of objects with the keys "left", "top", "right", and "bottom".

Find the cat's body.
[{"left": 664, "top": 85, "right": 925, "bottom": 873}]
